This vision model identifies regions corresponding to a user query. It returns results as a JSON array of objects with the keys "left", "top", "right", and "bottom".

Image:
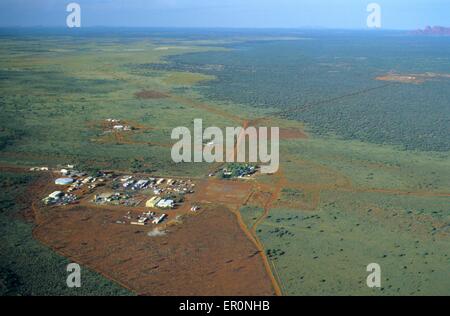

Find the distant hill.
[{"left": 413, "top": 26, "right": 450, "bottom": 36}]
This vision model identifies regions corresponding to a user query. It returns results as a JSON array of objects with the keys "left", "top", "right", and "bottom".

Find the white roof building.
[
  {"left": 152, "top": 214, "right": 167, "bottom": 224},
  {"left": 49, "top": 191, "right": 64, "bottom": 199},
  {"left": 55, "top": 178, "right": 74, "bottom": 185},
  {"left": 157, "top": 199, "right": 174, "bottom": 209}
]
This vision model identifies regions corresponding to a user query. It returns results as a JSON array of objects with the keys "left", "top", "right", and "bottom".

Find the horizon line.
[{"left": 0, "top": 25, "right": 418, "bottom": 32}]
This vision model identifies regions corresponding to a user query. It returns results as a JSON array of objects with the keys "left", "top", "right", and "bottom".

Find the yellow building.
[{"left": 146, "top": 196, "right": 161, "bottom": 208}]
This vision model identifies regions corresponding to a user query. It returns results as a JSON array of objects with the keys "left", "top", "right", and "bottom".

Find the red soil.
[
  {"left": 134, "top": 90, "right": 169, "bottom": 99},
  {"left": 279, "top": 128, "right": 308, "bottom": 140},
  {"left": 33, "top": 204, "right": 275, "bottom": 296}
]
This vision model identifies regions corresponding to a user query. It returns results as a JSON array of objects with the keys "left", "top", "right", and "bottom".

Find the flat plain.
[{"left": 0, "top": 29, "right": 449, "bottom": 296}]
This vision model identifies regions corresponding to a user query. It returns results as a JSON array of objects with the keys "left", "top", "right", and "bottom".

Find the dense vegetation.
[{"left": 150, "top": 33, "right": 450, "bottom": 152}]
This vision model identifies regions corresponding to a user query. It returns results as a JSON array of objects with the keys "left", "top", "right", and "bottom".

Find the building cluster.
[
  {"left": 117, "top": 176, "right": 195, "bottom": 195},
  {"left": 42, "top": 190, "right": 77, "bottom": 206},
  {"left": 119, "top": 211, "right": 168, "bottom": 226},
  {"left": 105, "top": 119, "right": 133, "bottom": 132},
  {"left": 93, "top": 192, "right": 130, "bottom": 205},
  {"left": 222, "top": 164, "right": 257, "bottom": 179},
  {"left": 92, "top": 174, "right": 196, "bottom": 212},
  {"left": 56, "top": 166, "right": 110, "bottom": 194},
  {"left": 40, "top": 164, "right": 110, "bottom": 206},
  {"left": 38, "top": 164, "right": 200, "bottom": 226},
  {"left": 114, "top": 176, "right": 195, "bottom": 207}
]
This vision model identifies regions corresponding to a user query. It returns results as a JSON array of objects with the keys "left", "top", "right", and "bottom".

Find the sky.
[{"left": 0, "top": 0, "right": 448, "bottom": 29}]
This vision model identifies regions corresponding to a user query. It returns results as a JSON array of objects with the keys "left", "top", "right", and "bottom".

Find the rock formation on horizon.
[{"left": 413, "top": 26, "right": 450, "bottom": 36}]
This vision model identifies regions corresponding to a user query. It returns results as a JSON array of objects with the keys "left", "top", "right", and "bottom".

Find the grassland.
[
  {"left": 257, "top": 192, "right": 449, "bottom": 296},
  {"left": 252, "top": 122, "right": 449, "bottom": 295},
  {"left": 0, "top": 33, "right": 252, "bottom": 177}
]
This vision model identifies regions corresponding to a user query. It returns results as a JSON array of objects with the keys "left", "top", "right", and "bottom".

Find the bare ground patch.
[
  {"left": 33, "top": 204, "right": 275, "bottom": 296},
  {"left": 134, "top": 90, "right": 170, "bottom": 100},
  {"left": 376, "top": 72, "right": 450, "bottom": 84},
  {"left": 279, "top": 128, "right": 308, "bottom": 140}
]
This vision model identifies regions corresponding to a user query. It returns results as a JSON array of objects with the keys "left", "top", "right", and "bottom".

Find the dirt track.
[{"left": 6, "top": 91, "right": 449, "bottom": 296}]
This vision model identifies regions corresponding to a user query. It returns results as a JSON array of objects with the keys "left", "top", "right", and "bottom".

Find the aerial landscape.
[{"left": 0, "top": 1, "right": 449, "bottom": 298}]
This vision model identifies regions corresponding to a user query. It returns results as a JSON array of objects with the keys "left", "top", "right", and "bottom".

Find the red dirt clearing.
[
  {"left": 33, "top": 204, "right": 275, "bottom": 296},
  {"left": 279, "top": 128, "right": 308, "bottom": 140},
  {"left": 195, "top": 179, "right": 253, "bottom": 206},
  {"left": 134, "top": 90, "right": 170, "bottom": 99}
]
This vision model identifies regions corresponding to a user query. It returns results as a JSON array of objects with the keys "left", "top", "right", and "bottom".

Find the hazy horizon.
[{"left": 0, "top": 0, "right": 448, "bottom": 30}]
